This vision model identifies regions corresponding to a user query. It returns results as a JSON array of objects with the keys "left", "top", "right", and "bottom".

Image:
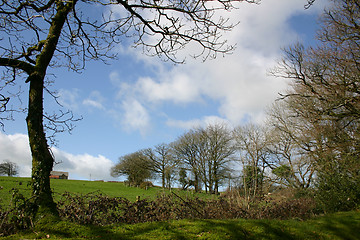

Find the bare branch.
[
  {"left": 0, "top": 58, "right": 34, "bottom": 75},
  {"left": 304, "top": 0, "right": 316, "bottom": 9},
  {"left": 43, "top": 110, "right": 83, "bottom": 146},
  {"left": 0, "top": 93, "right": 9, "bottom": 112}
]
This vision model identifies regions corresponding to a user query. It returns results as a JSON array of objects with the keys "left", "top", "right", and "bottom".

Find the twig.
[{"left": 171, "top": 191, "right": 204, "bottom": 218}]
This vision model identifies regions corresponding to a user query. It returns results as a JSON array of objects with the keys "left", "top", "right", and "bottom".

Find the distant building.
[{"left": 50, "top": 171, "right": 69, "bottom": 179}]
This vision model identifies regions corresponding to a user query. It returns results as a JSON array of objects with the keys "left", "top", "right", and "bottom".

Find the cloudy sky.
[{"left": 0, "top": 0, "right": 329, "bottom": 181}]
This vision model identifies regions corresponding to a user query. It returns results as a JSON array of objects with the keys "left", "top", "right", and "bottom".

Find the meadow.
[
  {"left": 0, "top": 176, "right": 159, "bottom": 207},
  {"left": 0, "top": 176, "right": 359, "bottom": 239},
  {"left": 0, "top": 176, "right": 215, "bottom": 208}
]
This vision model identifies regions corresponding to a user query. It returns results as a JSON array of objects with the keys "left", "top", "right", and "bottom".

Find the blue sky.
[{"left": 0, "top": 0, "right": 329, "bottom": 181}]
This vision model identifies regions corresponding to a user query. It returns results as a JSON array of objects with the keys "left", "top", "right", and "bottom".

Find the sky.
[{"left": 0, "top": 0, "right": 329, "bottom": 181}]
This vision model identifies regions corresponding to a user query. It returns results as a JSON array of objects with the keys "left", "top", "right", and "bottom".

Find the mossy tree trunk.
[
  {"left": 25, "top": 0, "right": 76, "bottom": 217},
  {"left": 27, "top": 73, "right": 58, "bottom": 215}
]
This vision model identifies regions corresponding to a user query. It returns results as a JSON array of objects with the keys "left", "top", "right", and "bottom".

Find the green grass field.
[
  {"left": 1, "top": 176, "right": 359, "bottom": 239},
  {"left": 0, "top": 176, "right": 215, "bottom": 208}
]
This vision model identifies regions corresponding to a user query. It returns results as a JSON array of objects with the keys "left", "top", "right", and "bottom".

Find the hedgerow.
[{"left": 0, "top": 189, "right": 315, "bottom": 236}]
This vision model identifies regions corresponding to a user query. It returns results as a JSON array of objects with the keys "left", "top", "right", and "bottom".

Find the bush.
[
  {"left": 139, "top": 181, "right": 153, "bottom": 190},
  {"left": 56, "top": 190, "right": 315, "bottom": 226},
  {"left": 253, "top": 198, "right": 316, "bottom": 220},
  {"left": 1, "top": 189, "right": 318, "bottom": 236},
  {"left": 220, "top": 187, "right": 316, "bottom": 220},
  {"left": 57, "top": 192, "right": 208, "bottom": 224},
  {"left": 57, "top": 191, "right": 130, "bottom": 225},
  {"left": 0, "top": 189, "right": 36, "bottom": 237},
  {"left": 315, "top": 171, "right": 360, "bottom": 213}
]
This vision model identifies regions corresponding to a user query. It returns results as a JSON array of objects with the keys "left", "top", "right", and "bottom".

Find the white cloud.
[
  {"left": 57, "top": 88, "right": 81, "bottom": 111},
  {"left": 109, "top": 71, "right": 152, "bottom": 134},
  {"left": 83, "top": 91, "right": 106, "bottom": 110},
  {"left": 0, "top": 132, "right": 114, "bottom": 180},
  {"left": 0, "top": 132, "right": 32, "bottom": 177},
  {"left": 109, "top": 71, "right": 122, "bottom": 86},
  {"left": 51, "top": 148, "right": 114, "bottom": 181},
  {"left": 108, "top": 0, "right": 327, "bottom": 129},
  {"left": 136, "top": 74, "right": 201, "bottom": 104},
  {"left": 193, "top": 52, "right": 288, "bottom": 124},
  {"left": 121, "top": 98, "right": 151, "bottom": 135},
  {"left": 166, "top": 116, "right": 231, "bottom": 130}
]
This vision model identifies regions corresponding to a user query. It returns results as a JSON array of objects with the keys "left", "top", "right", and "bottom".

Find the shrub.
[
  {"left": 57, "top": 191, "right": 130, "bottom": 225},
  {"left": 56, "top": 190, "right": 316, "bottom": 227},
  {"left": 254, "top": 198, "right": 316, "bottom": 220},
  {"left": 315, "top": 171, "right": 360, "bottom": 213},
  {"left": 1, "top": 189, "right": 318, "bottom": 236},
  {"left": 0, "top": 189, "right": 35, "bottom": 236},
  {"left": 139, "top": 181, "right": 153, "bottom": 190},
  {"left": 220, "top": 187, "right": 316, "bottom": 220}
]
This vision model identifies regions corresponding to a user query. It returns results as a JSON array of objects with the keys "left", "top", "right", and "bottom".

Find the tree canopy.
[{"left": 111, "top": 151, "right": 153, "bottom": 187}]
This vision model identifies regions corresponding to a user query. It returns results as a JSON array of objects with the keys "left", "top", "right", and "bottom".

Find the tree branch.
[{"left": 0, "top": 58, "right": 34, "bottom": 75}]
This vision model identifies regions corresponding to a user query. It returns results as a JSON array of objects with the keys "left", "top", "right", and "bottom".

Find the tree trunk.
[
  {"left": 27, "top": 73, "right": 58, "bottom": 217},
  {"left": 161, "top": 168, "right": 166, "bottom": 188},
  {"left": 25, "top": 0, "right": 76, "bottom": 218},
  {"left": 214, "top": 165, "right": 219, "bottom": 195},
  {"left": 194, "top": 173, "right": 200, "bottom": 192},
  {"left": 214, "top": 180, "right": 219, "bottom": 195}
]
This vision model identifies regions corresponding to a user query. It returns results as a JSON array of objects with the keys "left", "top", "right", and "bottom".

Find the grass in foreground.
[{"left": 1, "top": 210, "right": 359, "bottom": 239}]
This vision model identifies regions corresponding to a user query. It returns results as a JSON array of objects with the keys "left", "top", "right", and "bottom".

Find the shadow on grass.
[
  {"left": 3, "top": 211, "right": 360, "bottom": 240},
  {"left": 187, "top": 219, "right": 304, "bottom": 240},
  {"left": 316, "top": 211, "right": 360, "bottom": 240},
  {"left": 29, "top": 221, "right": 190, "bottom": 240}
]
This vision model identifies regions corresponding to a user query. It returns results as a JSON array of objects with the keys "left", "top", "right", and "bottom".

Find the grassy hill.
[
  {"left": 1, "top": 176, "right": 359, "bottom": 239},
  {"left": 0, "top": 176, "right": 215, "bottom": 208}
]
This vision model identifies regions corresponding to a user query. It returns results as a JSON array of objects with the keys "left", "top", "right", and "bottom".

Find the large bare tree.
[
  {"left": 266, "top": 101, "right": 315, "bottom": 189},
  {"left": 0, "top": 0, "right": 255, "bottom": 217},
  {"left": 199, "top": 123, "right": 235, "bottom": 194},
  {"left": 271, "top": 0, "right": 360, "bottom": 211},
  {"left": 172, "top": 123, "right": 235, "bottom": 193},
  {"left": 172, "top": 129, "right": 202, "bottom": 192},
  {"left": 233, "top": 123, "right": 269, "bottom": 205},
  {"left": 142, "top": 143, "right": 178, "bottom": 189}
]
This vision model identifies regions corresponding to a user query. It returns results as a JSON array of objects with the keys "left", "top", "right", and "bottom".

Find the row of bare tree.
[{"left": 111, "top": 119, "right": 315, "bottom": 194}]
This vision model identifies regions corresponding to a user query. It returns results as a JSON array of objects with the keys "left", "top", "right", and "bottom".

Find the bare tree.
[
  {"left": 172, "top": 123, "right": 235, "bottom": 194},
  {"left": 270, "top": 0, "right": 360, "bottom": 211},
  {"left": 199, "top": 123, "right": 235, "bottom": 194},
  {"left": 0, "top": 160, "right": 19, "bottom": 177},
  {"left": 0, "top": 97, "right": 9, "bottom": 130},
  {"left": 233, "top": 123, "right": 269, "bottom": 206},
  {"left": 172, "top": 129, "right": 202, "bottom": 192},
  {"left": 0, "top": 0, "right": 254, "bottom": 217},
  {"left": 266, "top": 102, "right": 315, "bottom": 189},
  {"left": 142, "top": 143, "right": 178, "bottom": 189}
]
